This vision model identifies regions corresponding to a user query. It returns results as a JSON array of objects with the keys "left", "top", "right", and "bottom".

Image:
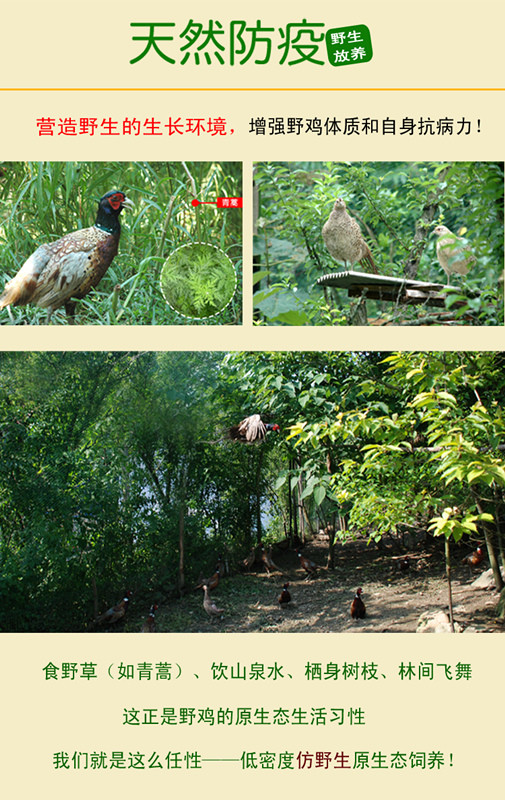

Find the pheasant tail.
[{"left": 359, "top": 245, "right": 378, "bottom": 274}]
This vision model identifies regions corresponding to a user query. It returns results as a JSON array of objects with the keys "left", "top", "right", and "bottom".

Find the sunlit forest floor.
[{"left": 125, "top": 537, "right": 503, "bottom": 635}]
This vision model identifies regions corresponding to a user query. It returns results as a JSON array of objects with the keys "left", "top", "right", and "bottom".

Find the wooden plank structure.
[{"left": 316, "top": 270, "right": 456, "bottom": 308}]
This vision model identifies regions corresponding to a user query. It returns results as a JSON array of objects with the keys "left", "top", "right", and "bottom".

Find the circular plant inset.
[{"left": 160, "top": 243, "right": 237, "bottom": 319}]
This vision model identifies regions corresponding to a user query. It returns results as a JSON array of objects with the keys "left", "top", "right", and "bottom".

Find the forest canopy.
[{"left": 1, "top": 350, "right": 504, "bottom": 631}]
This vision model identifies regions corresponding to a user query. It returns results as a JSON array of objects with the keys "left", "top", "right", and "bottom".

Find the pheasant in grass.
[
  {"left": 202, "top": 584, "right": 224, "bottom": 621},
  {"left": 0, "top": 190, "right": 134, "bottom": 323},
  {"left": 141, "top": 604, "right": 158, "bottom": 632},
  {"left": 89, "top": 590, "right": 133, "bottom": 630}
]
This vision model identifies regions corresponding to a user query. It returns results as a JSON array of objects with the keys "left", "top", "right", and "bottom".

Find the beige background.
[{"left": 1, "top": 1, "right": 504, "bottom": 796}]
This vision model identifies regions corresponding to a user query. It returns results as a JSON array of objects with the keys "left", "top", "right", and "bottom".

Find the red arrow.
[{"left": 191, "top": 197, "right": 243, "bottom": 208}]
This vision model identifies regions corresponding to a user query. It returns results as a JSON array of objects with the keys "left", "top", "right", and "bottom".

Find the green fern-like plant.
[{"left": 160, "top": 243, "right": 236, "bottom": 318}]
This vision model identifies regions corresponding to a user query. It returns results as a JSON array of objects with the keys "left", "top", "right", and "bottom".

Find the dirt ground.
[{"left": 146, "top": 536, "right": 504, "bottom": 634}]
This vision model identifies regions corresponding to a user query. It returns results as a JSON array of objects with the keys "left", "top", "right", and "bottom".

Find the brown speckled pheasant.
[
  {"left": 0, "top": 190, "right": 133, "bottom": 323},
  {"left": 322, "top": 197, "right": 377, "bottom": 273}
]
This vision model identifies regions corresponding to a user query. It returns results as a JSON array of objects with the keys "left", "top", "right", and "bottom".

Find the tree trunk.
[
  {"left": 178, "top": 466, "right": 188, "bottom": 595},
  {"left": 327, "top": 520, "right": 337, "bottom": 570},
  {"left": 91, "top": 574, "right": 98, "bottom": 618},
  {"left": 497, "top": 587, "right": 505, "bottom": 622},
  {"left": 255, "top": 449, "right": 264, "bottom": 542},
  {"left": 297, "top": 473, "right": 306, "bottom": 542},
  {"left": 403, "top": 166, "right": 449, "bottom": 279},
  {"left": 493, "top": 486, "right": 505, "bottom": 572},
  {"left": 473, "top": 489, "right": 504, "bottom": 591},
  {"left": 348, "top": 297, "right": 368, "bottom": 325},
  {"left": 445, "top": 537, "right": 455, "bottom": 632}
]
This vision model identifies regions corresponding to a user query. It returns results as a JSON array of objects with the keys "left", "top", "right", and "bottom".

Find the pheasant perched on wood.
[
  {"left": 89, "top": 590, "right": 133, "bottom": 630},
  {"left": 0, "top": 190, "right": 134, "bottom": 323},
  {"left": 141, "top": 604, "right": 158, "bottom": 632},
  {"left": 229, "top": 414, "right": 280, "bottom": 443},
  {"left": 322, "top": 197, "right": 377, "bottom": 274},
  {"left": 433, "top": 225, "right": 476, "bottom": 283}
]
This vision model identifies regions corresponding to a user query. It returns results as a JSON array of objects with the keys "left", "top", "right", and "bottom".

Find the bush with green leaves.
[{"left": 161, "top": 243, "right": 236, "bottom": 318}]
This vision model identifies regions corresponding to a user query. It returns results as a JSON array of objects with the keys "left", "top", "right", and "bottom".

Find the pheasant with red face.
[
  {"left": 461, "top": 545, "right": 485, "bottom": 575},
  {"left": 0, "top": 190, "right": 133, "bottom": 323},
  {"left": 297, "top": 549, "right": 317, "bottom": 580}
]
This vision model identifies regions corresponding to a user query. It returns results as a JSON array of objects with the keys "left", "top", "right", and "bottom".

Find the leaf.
[{"left": 314, "top": 485, "right": 326, "bottom": 506}]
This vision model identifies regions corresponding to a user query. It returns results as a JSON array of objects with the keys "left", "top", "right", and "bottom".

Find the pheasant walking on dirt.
[
  {"left": 350, "top": 587, "right": 366, "bottom": 619},
  {"left": 297, "top": 549, "right": 318, "bottom": 580},
  {"left": 278, "top": 582, "right": 291, "bottom": 607},
  {"left": 322, "top": 197, "right": 377, "bottom": 274},
  {"left": 461, "top": 545, "right": 484, "bottom": 576},
  {"left": 0, "top": 190, "right": 134, "bottom": 323}
]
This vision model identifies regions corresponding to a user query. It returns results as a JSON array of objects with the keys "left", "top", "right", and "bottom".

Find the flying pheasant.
[
  {"left": 0, "top": 190, "right": 133, "bottom": 323},
  {"left": 322, "top": 197, "right": 377, "bottom": 273},
  {"left": 433, "top": 225, "right": 476, "bottom": 283},
  {"left": 229, "top": 414, "right": 280, "bottom": 443}
]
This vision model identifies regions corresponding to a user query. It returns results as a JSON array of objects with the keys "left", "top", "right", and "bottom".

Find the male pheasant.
[
  {"left": 0, "top": 190, "right": 133, "bottom": 323},
  {"left": 89, "top": 590, "right": 133, "bottom": 630}
]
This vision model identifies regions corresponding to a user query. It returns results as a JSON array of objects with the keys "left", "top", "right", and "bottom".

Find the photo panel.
[
  {"left": 1, "top": 350, "right": 502, "bottom": 634},
  {"left": 0, "top": 161, "right": 243, "bottom": 326},
  {"left": 253, "top": 162, "right": 503, "bottom": 326}
]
